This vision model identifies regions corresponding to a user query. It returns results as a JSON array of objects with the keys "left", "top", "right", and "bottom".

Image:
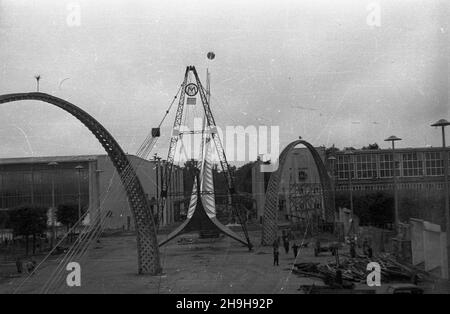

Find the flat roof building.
[
  {"left": 0, "top": 155, "right": 184, "bottom": 230},
  {"left": 252, "top": 145, "right": 450, "bottom": 226},
  {"left": 331, "top": 147, "right": 450, "bottom": 193}
]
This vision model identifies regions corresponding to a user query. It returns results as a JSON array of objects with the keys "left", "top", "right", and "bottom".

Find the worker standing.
[
  {"left": 292, "top": 243, "right": 299, "bottom": 258},
  {"left": 349, "top": 239, "right": 356, "bottom": 258},
  {"left": 15, "top": 257, "right": 23, "bottom": 274},
  {"left": 272, "top": 236, "right": 280, "bottom": 250},
  {"left": 282, "top": 231, "right": 289, "bottom": 254},
  {"left": 273, "top": 245, "right": 279, "bottom": 266}
]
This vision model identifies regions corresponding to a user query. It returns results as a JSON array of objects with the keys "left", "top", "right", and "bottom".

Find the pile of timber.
[{"left": 293, "top": 253, "right": 434, "bottom": 284}]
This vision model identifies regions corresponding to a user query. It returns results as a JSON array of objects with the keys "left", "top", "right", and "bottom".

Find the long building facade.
[
  {"left": 0, "top": 155, "right": 184, "bottom": 230},
  {"left": 252, "top": 145, "right": 450, "bottom": 226},
  {"left": 332, "top": 147, "right": 450, "bottom": 193}
]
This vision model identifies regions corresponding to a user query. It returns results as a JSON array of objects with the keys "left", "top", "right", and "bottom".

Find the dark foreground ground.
[{"left": 0, "top": 229, "right": 449, "bottom": 294}]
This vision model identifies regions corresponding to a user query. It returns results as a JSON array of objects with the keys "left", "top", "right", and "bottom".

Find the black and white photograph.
[{"left": 0, "top": 0, "right": 448, "bottom": 298}]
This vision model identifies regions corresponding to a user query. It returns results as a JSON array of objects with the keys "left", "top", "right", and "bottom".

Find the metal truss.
[
  {"left": 261, "top": 139, "right": 335, "bottom": 246},
  {"left": 0, "top": 92, "right": 161, "bottom": 275},
  {"left": 160, "top": 66, "right": 252, "bottom": 249}
]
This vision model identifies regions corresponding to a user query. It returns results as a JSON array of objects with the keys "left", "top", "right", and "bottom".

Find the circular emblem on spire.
[{"left": 185, "top": 83, "right": 198, "bottom": 96}]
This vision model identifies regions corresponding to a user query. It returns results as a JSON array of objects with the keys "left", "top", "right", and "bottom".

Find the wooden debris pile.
[{"left": 293, "top": 253, "right": 434, "bottom": 284}]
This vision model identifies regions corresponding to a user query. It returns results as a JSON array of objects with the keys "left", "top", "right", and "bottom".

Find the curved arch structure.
[
  {"left": 261, "top": 139, "right": 335, "bottom": 246},
  {"left": 0, "top": 92, "right": 161, "bottom": 275}
]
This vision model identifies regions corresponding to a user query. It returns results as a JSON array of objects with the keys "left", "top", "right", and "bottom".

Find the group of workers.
[
  {"left": 272, "top": 229, "right": 375, "bottom": 266},
  {"left": 272, "top": 230, "right": 302, "bottom": 266}
]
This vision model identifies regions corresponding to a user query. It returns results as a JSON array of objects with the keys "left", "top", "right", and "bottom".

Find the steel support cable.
[
  {"left": 156, "top": 102, "right": 195, "bottom": 293},
  {"left": 74, "top": 112, "right": 179, "bottom": 264},
  {"left": 0, "top": 92, "right": 161, "bottom": 275},
  {"left": 188, "top": 77, "right": 251, "bottom": 247},
  {"left": 125, "top": 84, "right": 182, "bottom": 203},
  {"left": 160, "top": 70, "right": 189, "bottom": 221},
  {"left": 136, "top": 85, "right": 182, "bottom": 157},
  {"left": 98, "top": 85, "right": 183, "bottom": 231},
  {"left": 50, "top": 232, "right": 105, "bottom": 293},
  {"left": 12, "top": 209, "right": 90, "bottom": 294},
  {"left": 190, "top": 69, "right": 252, "bottom": 247},
  {"left": 156, "top": 90, "right": 189, "bottom": 228},
  {"left": 194, "top": 78, "right": 252, "bottom": 248},
  {"left": 41, "top": 211, "right": 108, "bottom": 294},
  {"left": 40, "top": 223, "right": 94, "bottom": 294},
  {"left": 48, "top": 212, "right": 108, "bottom": 293},
  {"left": 276, "top": 215, "right": 311, "bottom": 294},
  {"left": 40, "top": 212, "right": 103, "bottom": 293},
  {"left": 16, "top": 133, "right": 131, "bottom": 292},
  {"left": 46, "top": 212, "right": 109, "bottom": 294},
  {"left": 42, "top": 211, "right": 106, "bottom": 290}
]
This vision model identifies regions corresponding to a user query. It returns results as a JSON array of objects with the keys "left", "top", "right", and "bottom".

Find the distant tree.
[
  {"left": 335, "top": 193, "right": 350, "bottom": 210},
  {"left": 0, "top": 211, "right": 9, "bottom": 229},
  {"left": 56, "top": 203, "right": 80, "bottom": 232},
  {"left": 399, "top": 190, "right": 445, "bottom": 224},
  {"left": 326, "top": 145, "right": 340, "bottom": 157},
  {"left": 234, "top": 162, "right": 255, "bottom": 194},
  {"left": 182, "top": 160, "right": 197, "bottom": 199},
  {"left": 335, "top": 192, "right": 394, "bottom": 228},
  {"left": 362, "top": 143, "right": 380, "bottom": 150},
  {"left": 9, "top": 205, "right": 48, "bottom": 255},
  {"left": 182, "top": 160, "right": 256, "bottom": 219},
  {"left": 362, "top": 192, "right": 394, "bottom": 226}
]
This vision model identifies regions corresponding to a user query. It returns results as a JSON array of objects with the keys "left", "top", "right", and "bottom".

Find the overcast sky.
[{"left": 0, "top": 0, "right": 448, "bottom": 163}]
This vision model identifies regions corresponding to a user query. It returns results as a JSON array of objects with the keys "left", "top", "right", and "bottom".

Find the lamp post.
[
  {"left": 344, "top": 150, "right": 355, "bottom": 219},
  {"left": 431, "top": 119, "right": 450, "bottom": 279},
  {"left": 153, "top": 154, "right": 162, "bottom": 218},
  {"left": 34, "top": 74, "right": 41, "bottom": 92},
  {"left": 327, "top": 155, "right": 337, "bottom": 175},
  {"left": 384, "top": 135, "right": 402, "bottom": 232},
  {"left": 160, "top": 159, "right": 168, "bottom": 227},
  {"left": 327, "top": 155, "right": 337, "bottom": 222},
  {"left": 48, "top": 161, "right": 58, "bottom": 248},
  {"left": 75, "top": 165, "right": 84, "bottom": 224},
  {"left": 95, "top": 169, "right": 103, "bottom": 220}
]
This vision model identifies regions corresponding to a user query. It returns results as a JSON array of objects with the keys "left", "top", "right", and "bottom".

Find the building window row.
[
  {"left": 425, "top": 152, "right": 444, "bottom": 176},
  {"left": 336, "top": 151, "right": 450, "bottom": 180},
  {"left": 335, "top": 182, "right": 445, "bottom": 191}
]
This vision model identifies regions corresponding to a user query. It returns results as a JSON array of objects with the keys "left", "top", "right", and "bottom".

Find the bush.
[
  {"left": 56, "top": 203, "right": 80, "bottom": 230},
  {"left": 336, "top": 191, "right": 394, "bottom": 227},
  {"left": 0, "top": 211, "right": 10, "bottom": 229}
]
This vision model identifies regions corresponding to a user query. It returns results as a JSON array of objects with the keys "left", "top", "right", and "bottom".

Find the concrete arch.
[
  {"left": 0, "top": 92, "right": 161, "bottom": 274},
  {"left": 261, "top": 139, "right": 335, "bottom": 245}
]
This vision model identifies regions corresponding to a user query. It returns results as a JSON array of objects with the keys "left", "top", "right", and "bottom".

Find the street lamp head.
[
  {"left": 48, "top": 161, "right": 58, "bottom": 166},
  {"left": 431, "top": 119, "right": 450, "bottom": 128},
  {"left": 384, "top": 135, "right": 402, "bottom": 142},
  {"left": 75, "top": 165, "right": 84, "bottom": 170},
  {"left": 327, "top": 156, "right": 337, "bottom": 161}
]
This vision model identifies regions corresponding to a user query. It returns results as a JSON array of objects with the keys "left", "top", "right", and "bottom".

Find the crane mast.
[{"left": 159, "top": 65, "right": 251, "bottom": 249}]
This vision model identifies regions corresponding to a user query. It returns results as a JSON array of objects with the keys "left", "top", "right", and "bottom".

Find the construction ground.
[{"left": 0, "top": 229, "right": 449, "bottom": 294}]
